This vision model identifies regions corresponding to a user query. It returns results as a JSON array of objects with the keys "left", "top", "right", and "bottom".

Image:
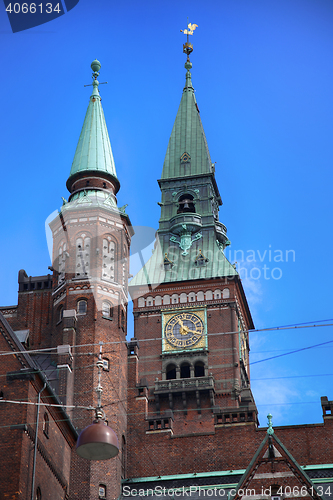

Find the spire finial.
[
  {"left": 267, "top": 413, "right": 274, "bottom": 435},
  {"left": 90, "top": 59, "right": 101, "bottom": 97},
  {"left": 180, "top": 20, "right": 198, "bottom": 67}
]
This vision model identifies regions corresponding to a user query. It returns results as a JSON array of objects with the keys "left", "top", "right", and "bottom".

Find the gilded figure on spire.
[{"left": 181, "top": 21, "right": 198, "bottom": 61}]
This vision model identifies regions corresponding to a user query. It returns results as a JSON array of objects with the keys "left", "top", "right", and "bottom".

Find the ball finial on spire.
[{"left": 91, "top": 59, "right": 101, "bottom": 78}]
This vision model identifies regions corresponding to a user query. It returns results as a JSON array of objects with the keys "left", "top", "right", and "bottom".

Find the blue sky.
[{"left": 0, "top": 0, "right": 332, "bottom": 428}]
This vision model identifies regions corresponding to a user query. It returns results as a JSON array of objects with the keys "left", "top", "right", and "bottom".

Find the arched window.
[
  {"left": 177, "top": 194, "right": 195, "bottom": 214},
  {"left": 171, "top": 293, "right": 178, "bottom": 304},
  {"left": 223, "top": 288, "right": 230, "bottom": 298},
  {"left": 166, "top": 364, "right": 176, "bottom": 380},
  {"left": 77, "top": 299, "right": 87, "bottom": 315},
  {"left": 58, "top": 305, "right": 63, "bottom": 323},
  {"left": 42, "top": 412, "right": 49, "bottom": 437},
  {"left": 102, "top": 301, "right": 113, "bottom": 318},
  {"left": 58, "top": 242, "right": 67, "bottom": 284},
  {"left": 102, "top": 238, "right": 116, "bottom": 281},
  {"left": 195, "top": 361, "right": 205, "bottom": 377},
  {"left": 155, "top": 296, "right": 162, "bottom": 306},
  {"left": 138, "top": 297, "right": 145, "bottom": 308},
  {"left": 35, "top": 487, "right": 42, "bottom": 500},
  {"left": 205, "top": 290, "right": 213, "bottom": 301},
  {"left": 180, "top": 363, "right": 191, "bottom": 379},
  {"left": 214, "top": 289, "right": 222, "bottom": 299},
  {"left": 163, "top": 295, "right": 170, "bottom": 305},
  {"left": 76, "top": 236, "right": 90, "bottom": 277}
]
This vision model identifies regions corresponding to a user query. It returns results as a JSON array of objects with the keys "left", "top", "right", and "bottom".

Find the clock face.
[{"left": 164, "top": 312, "right": 204, "bottom": 349}]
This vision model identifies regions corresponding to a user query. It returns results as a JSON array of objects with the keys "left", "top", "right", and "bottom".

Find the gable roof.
[{"left": 232, "top": 422, "right": 323, "bottom": 500}]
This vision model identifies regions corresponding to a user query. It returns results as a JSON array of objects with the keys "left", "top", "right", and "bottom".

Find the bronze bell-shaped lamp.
[{"left": 76, "top": 347, "right": 119, "bottom": 460}]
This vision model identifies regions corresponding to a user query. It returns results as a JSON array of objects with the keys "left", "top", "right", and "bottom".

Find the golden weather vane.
[{"left": 180, "top": 21, "right": 198, "bottom": 61}]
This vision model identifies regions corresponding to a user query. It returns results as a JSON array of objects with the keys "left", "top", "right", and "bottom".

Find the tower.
[
  {"left": 127, "top": 38, "right": 258, "bottom": 477},
  {"left": 49, "top": 60, "right": 133, "bottom": 500}
]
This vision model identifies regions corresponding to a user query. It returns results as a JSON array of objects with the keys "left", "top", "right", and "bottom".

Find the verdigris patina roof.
[{"left": 67, "top": 59, "right": 118, "bottom": 191}]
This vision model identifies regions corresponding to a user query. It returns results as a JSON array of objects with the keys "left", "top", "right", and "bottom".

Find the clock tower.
[{"left": 127, "top": 42, "right": 258, "bottom": 477}]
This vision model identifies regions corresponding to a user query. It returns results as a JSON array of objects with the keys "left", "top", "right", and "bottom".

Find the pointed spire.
[
  {"left": 66, "top": 60, "right": 120, "bottom": 195},
  {"left": 161, "top": 40, "right": 213, "bottom": 180}
]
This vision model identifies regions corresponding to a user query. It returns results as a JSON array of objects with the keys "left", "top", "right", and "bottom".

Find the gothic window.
[
  {"left": 75, "top": 236, "right": 90, "bottom": 277},
  {"left": 177, "top": 194, "right": 195, "bottom": 214},
  {"left": 77, "top": 299, "right": 87, "bottom": 315},
  {"left": 102, "top": 238, "right": 116, "bottom": 281},
  {"left": 194, "top": 361, "right": 205, "bottom": 377},
  {"left": 58, "top": 242, "right": 67, "bottom": 284},
  {"left": 138, "top": 297, "right": 145, "bottom": 308},
  {"left": 42, "top": 412, "right": 49, "bottom": 437},
  {"left": 166, "top": 364, "right": 176, "bottom": 380},
  {"left": 223, "top": 288, "right": 230, "bottom": 298},
  {"left": 180, "top": 362, "right": 191, "bottom": 379}
]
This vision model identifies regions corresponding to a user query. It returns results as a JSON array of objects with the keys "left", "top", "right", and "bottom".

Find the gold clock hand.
[{"left": 177, "top": 318, "right": 184, "bottom": 328}]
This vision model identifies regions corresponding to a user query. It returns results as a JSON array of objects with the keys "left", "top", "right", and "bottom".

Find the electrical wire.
[{"left": 0, "top": 320, "right": 332, "bottom": 357}]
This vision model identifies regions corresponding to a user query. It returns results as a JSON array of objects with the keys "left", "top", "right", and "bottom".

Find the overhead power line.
[{"left": 0, "top": 320, "right": 332, "bottom": 357}]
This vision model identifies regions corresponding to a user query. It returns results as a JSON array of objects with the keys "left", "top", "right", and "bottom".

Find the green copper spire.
[
  {"left": 66, "top": 60, "right": 119, "bottom": 193},
  {"left": 129, "top": 37, "right": 236, "bottom": 289},
  {"left": 161, "top": 59, "right": 213, "bottom": 180}
]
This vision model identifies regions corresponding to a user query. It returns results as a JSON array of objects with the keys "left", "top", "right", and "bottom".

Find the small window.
[
  {"left": 121, "top": 435, "right": 126, "bottom": 478},
  {"left": 43, "top": 412, "right": 49, "bottom": 437},
  {"left": 121, "top": 309, "right": 125, "bottom": 331},
  {"left": 58, "top": 305, "right": 63, "bottom": 323},
  {"left": 99, "top": 484, "right": 106, "bottom": 499},
  {"left": 102, "top": 358, "right": 109, "bottom": 371},
  {"left": 77, "top": 300, "right": 87, "bottom": 315},
  {"left": 102, "top": 301, "right": 113, "bottom": 318},
  {"left": 35, "top": 487, "right": 42, "bottom": 500}
]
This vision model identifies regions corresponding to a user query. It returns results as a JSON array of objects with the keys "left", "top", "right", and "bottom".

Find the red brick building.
[{"left": 1, "top": 53, "right": 333, "bottom": 500}]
